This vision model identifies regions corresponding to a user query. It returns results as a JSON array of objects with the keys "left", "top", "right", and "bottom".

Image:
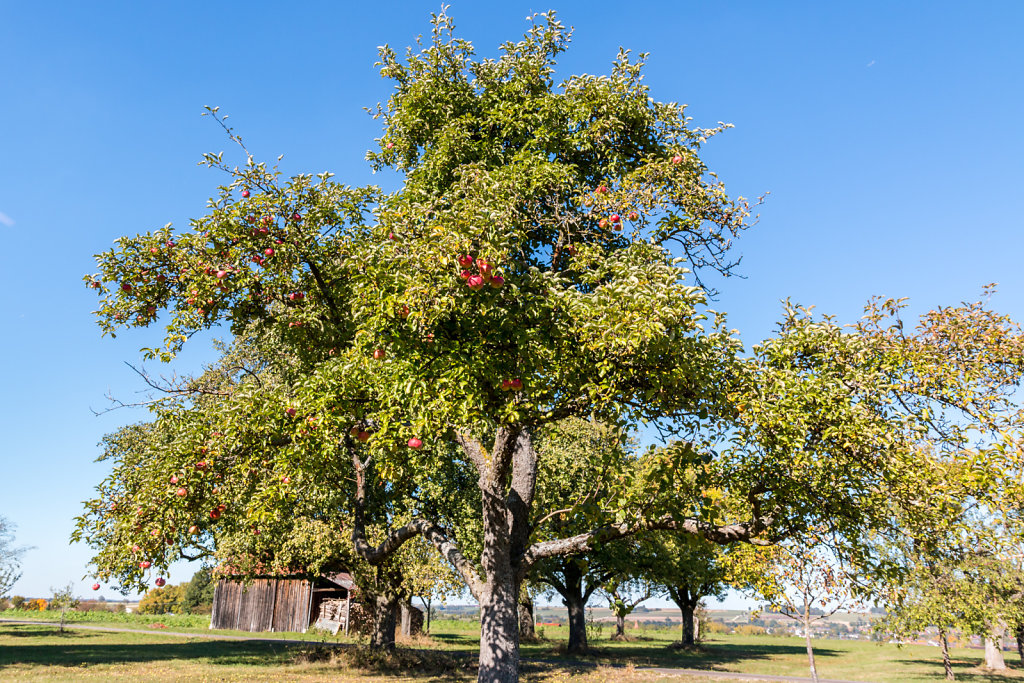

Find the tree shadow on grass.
[
  {"left": 0, "top": 625, "right": 104, "bottom": 640},
  {"left": 530, "top": 639, "right": 841, "bottom": 670},
  {"left": 897, "top": 656, "right": 1023, "bottom": 682},
  {"left": 0, "top": 626, "right": 468, "bottom": 679},
  {"left": 0, "top": 631, "right": 295, "bottom": 670},
  {"left": 429, "top": 632, "right": 477, "bottom": 645}
]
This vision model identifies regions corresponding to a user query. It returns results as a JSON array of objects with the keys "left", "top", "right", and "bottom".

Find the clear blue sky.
[{"left": 1, "top": 1, "right": 1022, "bottom": 608}]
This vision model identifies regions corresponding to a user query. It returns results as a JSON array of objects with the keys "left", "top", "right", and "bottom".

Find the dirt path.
[{"left": 0, "top": 618, "right": 876, "bottom": 683}]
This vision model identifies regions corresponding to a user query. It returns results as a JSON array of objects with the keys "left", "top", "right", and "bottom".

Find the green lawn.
[{"left": 1, "top": 613, "right": 1023, "bottom": 682}]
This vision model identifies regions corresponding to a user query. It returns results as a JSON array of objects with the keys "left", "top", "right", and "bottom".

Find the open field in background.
[{"left": 2, "top": 615, "right": 1024, "bottom": 682}]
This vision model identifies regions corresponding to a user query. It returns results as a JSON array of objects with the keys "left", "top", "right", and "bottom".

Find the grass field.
[{"left": 1, "top": 614, "right": 1023, "bottom": 682}]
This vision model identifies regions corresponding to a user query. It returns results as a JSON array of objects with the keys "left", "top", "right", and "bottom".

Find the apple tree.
[{"left": 85, "top": 11, "right": 757, "bottom": 681}]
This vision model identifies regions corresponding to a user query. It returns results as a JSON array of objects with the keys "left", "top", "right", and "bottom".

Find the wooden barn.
[{"left": 210, "top": 571, "right": 355, "bottom": 633}]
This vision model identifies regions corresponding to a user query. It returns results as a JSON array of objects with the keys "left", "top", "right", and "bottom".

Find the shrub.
[{"left": 734, "top": 625, "right": 766, "bottom": 636}]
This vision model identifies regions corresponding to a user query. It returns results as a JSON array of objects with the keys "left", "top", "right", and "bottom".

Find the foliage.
[
  {"left": 138, "top": 584, "right": 185, "bottom": 615},
  {"left": 182, "top": 567, "right": 216, "bottom": 613},
  {"left": 48, "top": 584, "right": 79, "bottom": 613}
]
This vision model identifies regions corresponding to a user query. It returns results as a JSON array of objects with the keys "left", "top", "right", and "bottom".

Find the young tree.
[
  {"left": 880, "top": 555, "right": 966, "bottom": 680},
  {"left": 761, "top": 541, "right": 861, "bottom": 683},
  {"left": 48, "top": 583, "right": 79, "bottom": 634},
  {"left": 600, "top": 574, "right": 653, "bottom": 641}
]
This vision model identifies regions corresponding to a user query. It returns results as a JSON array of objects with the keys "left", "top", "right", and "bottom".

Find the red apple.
[
  {"left": 241, "top": 189, "right": 250, "bottom": 198},
  {"left": 92, "top": 583, "right": 100, "bottom": 591},
  {"left": 598, "top": 219, "right": 608, "bottom": 229},
  {"left": 166, "top": 240, "right": 176, "bottom": 248},
  {"left": 566, "top": 244, "right": 576, "bottom": 256},
  {"left": 216, "top": 270, "right": 228, "bottom": 279},
  {"left": 121, "top": 283, "right": 132, "bottom": 293},
  {"left": 490, "top": 275, "right": 504, "bottom": 288},
  {"left": 292, "top": 213, "right": 301, "bottom": 221},
  {"left": 478, "top": 261, "right": 493, "bottom": 279},
  {"left": 671, "top": 154, "right": 682, "bottom": 164},
  {"left": 407, "top": 438, "right": 423, "bottom": 450},
  {"left": 501, "top": 380, "right": 512, "bottom": 391},
  {"left": 350, "top": 426, "right": 361, "bottom": 437},
  {"left": 373, "top": 348, "right": 386, "bottom": 360},
  {"left": 188, "top": 525, "right": 198, "bottom": 534},
  {"left": 140, "top": 561, "right": 152, "bottom": 569},
  {"left": 386, "top": 142, "right": 394, "bottom": 149},
  {"left": 170, "top": 475, "right": 178, "bottom": 484},
  {"left": 155, "top": 274, "right": 166, "bottom": 282},
  {"left": 510, "top": 379, "right": 523, "bottom": 390},
  {"left": 155, "top": 578, "right": 166, "bottom": 587},
  {"left": 597, "top": 185, "right": 609, "bottom": 194},
  {"left": 357, "top": 430, "right": 370, "bottom": 442},
  {"left": 150, "top": 247, "right": 159, "bottom": 255},
  {"left": 388, "top": 232, "right": 396, "bottom": 240},
  {"left": 400, "top": 305, "right": 410, "bottom": 318},
  {"left": 628, "top": 211, "right": 638, "bottom": 221},
  {"left": 264, "top": 248, "right": 275, "bottom": 257},
  {"left": 610, "top": 214, "right": 620, "bottom": 223},
  {"left": 460, "top": 269, "right": 472, "bottom": 280},
  {"left": 286, "top": 407, "right": 297, "bottom": 417},
  {"left": 132, "top": 545, "right": 140, "bottom": 553},
  {"left": 467, "top": 275, "right": 485, "bottom": 290},
  {"left": 209, "top": 509, "right": 220, "bottom": 520},
  {"left": 195, "top": 460, "right": 207, "bottom": 469},
  {"left": 458, "top": 254, "right": 474, "bottom": 268},
  {"left": 89, "top": 281, "right": 100, "bottom": 289},
  {"left": 176, "top": 487, "right": 187, "bottom": 497},
  {"left": 281, "top": 476, "right": 290, "bottom": 484}
]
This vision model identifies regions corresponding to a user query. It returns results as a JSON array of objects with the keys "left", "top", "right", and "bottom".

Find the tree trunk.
[
  {"left": 615, "top": 613, "right": 626, "bottom": 639},
  {"left": 985, "top": 634, "right": 1006, "bottom": 670},
  {"left": 518, "top": 593, "right": 536, "bottom": 642},
  {"left": 369, "top": 595, "right": 397, "bottom": 650},
  {"left": 939, "top": 627, "right": 954, "bottom": 681},
  {"left": 803, "top": 604, "right": 818, "bottom": 683},
  {"left": 399, "top": 600, "right": 413, "bottom": 638},
  {"left": 1016, "top": 623, "right": 1024, "bottom": 663},
  {"left": 565, "top": 594, "right": 588, "bottom": 654},
  {"left": 675, "top": 600, "right": 696, "bottom": 646},
  {"left": 478, "top": 574, "right": 520, "bottom": 683}
]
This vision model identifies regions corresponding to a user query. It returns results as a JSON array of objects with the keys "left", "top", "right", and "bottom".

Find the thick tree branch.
[
  {"left": 521, "top": 514, "right": 772, "bottom": 569},
  {"left": 348, "top": 441, "right": 483, "bottom": 598}
]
